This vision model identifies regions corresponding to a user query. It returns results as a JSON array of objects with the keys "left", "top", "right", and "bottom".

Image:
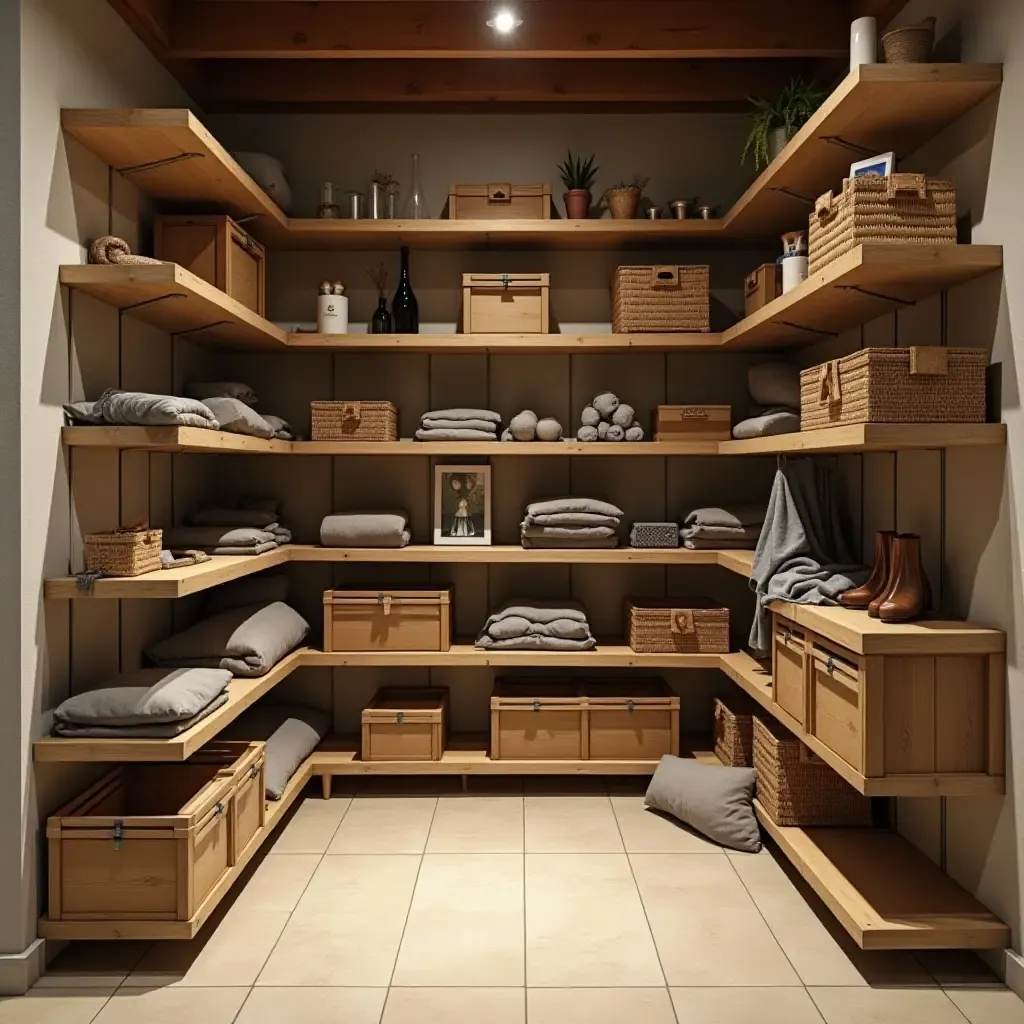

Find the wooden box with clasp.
[
  {"left": 583, "top": 679, "right": 679, "bottom": 760},
  {"left": 46, "top": 742, "right": 264, "bottom": 926},
  {"left": 154, "top": 214, "right": 266, "bottom": 315},
  {"left": 323, "top": 588, "right": 453, "bottom": 652},
  {"left": 654, "top": 405, "right": 732, "bottom": 442},
  {"left": 361, "top": 687, "right": 449, "bottom": 761},
  {"left": 490, "top": 680, "right": 587, "bottom": 760},
  {"left": 448, "top": 182, "right": 552, "bottom": 220},
  {"left": 462, "top": 273, "right": 550, "bottom": 333},
  {"left": 744, "top": 263, "right": 782, "bottom": 317}
]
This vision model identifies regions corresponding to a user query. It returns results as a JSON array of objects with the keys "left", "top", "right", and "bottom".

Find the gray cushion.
[
  {"left": 54, "top": 693, "right": 229, "bottom": 737},
  {"left": 645, "top": 755, "right": 761, "bottom": 854},
  {"left": 525, "top": 498, "right": 624, "bottom": 519},
  {"left": 731, "top": 410, "right": 800, "bottom": 440},
  {"left": 53, "top": 667, "right": 231, "bottom": 726},
  {"left": 203, "top": 573, "right": 290, "bottom": 615},
  {"left": 201, "top": 397, "right": 275, "bottom": 439}
]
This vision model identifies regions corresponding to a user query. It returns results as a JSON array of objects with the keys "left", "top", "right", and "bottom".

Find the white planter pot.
[
  {"left": 782, "top": 256, "right": 809, "bottom": 295},
  {"left": 851, "top": 16, "right": 877, "bottom": 71}
]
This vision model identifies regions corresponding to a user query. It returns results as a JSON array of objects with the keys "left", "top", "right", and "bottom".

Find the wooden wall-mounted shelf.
[{"left": 718, "top": 422, "right": 1007, "bottom": 455}]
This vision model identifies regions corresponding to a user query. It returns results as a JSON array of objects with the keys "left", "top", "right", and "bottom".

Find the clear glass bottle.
[
  {"left": 318, "top": 181, "right": 340, "bottom": 219},
  {"left": 403, "top": 153, "right": 428, "bottom": 219}
]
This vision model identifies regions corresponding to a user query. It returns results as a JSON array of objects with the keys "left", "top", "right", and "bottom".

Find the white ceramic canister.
[
  {"left": 317, "top": 293, "right": 349, "bottom": 334},
  {"left": 781, "top": 255, "right": 809, "bottom": 295},
  {"left": 850, "top": 17, "right": 877, "bottom": 71}
]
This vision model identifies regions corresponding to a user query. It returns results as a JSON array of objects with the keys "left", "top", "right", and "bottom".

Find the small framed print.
[
  {"left": 433, "top": 465, "right": 492, "bottom": 546},
  {"left": 850, "top": 151, "right": 895, "bottom": 179}
]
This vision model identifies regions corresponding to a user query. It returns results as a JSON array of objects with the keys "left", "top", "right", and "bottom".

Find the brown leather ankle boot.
[
  {"left": 878, "top": 534, "right": 930, "bottom": 623},
  {"left": 840, "top": 531, "right": 895, "bottom": 609}
]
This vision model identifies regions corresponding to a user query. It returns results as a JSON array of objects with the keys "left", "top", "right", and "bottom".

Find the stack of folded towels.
[
  {"left": 521, "top": 497, "right": 624, "bottom": 549},
  {"left": 680, "top": 505, "right": 767, "bottom": 550},
  {"left": 731, "top": 363, "right": 801, "bottom": 440},
  {"left": 475, "top": 600, "right": 597, "bottom": 651},
  {"left": 415, "top": 408, "right": 501, "bottom": 442},
  {"left": 320, "top": 511, "right": 411, "bottom": 548},
  {"left": 164, "top": 497, "right": 292, "bottom": 555}
]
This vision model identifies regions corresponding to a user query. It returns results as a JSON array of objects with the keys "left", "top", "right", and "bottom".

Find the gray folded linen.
[
  {"left": 63, "top": 389, "right": 219, "bottom": 429},
  {"left": 475, "top": 635, "right": 598, "bottom": 651},
  {"left": 525, "top": 498, "right": 624, "bottom": 519},
  {"left": 521, "top": 524, "right": 617, "bottom": 540},
  {"left": 201, "top": 397, "right": 276, "bottom": 439},
  {"left": 521, "top": 535, "right": 619, "bottom": 549},
  {"left": 732, "top": 410, "right": 800, "bottom": 439},
  {"left": 54, "top": 693, "right": 230, "bottom": 738},
  {"left": 268, "top": 526, "right": 292, "bottom": 544},
  {"left": 415, "top": 428, "right": 498, "bottom": 441},
  {"left": 186, "top": 381, "right": 258, "bottom": 406},
  {"left": 488, "top": 616, "right": 592, "bottom": 641},
  {"left": 145, "top": 601, "right": 309, "bottom": 677},
  {"left": 525, "top": 512, "right": 622, "bottom": 528},
  {"left": 163, "top": 526, "right": 279, "bottom": 554},
  {"left": 484, "top": 601, "right": 590, "bottom": 629},
  {"left": 683, "top": 506, "right": 768, "bottom": 530},
  {"left": 262, "top": 415, "right": 296, "bottom": 441},
  {"left": 683, "top": 537, "right": 760, "bottom": 550},
  {"left": 681, "top": 524, "right": 762, "bottom": 543},
  {"left": 421, "top": 408, "right": 502, "bottom": 424},
  {"left": 321, "top": 512, "right": 410, "bottom": 547},
  {"left": 421, "top": 418, "right": 498, "bottom": 432},
  {"left": 188, "top": 507, "right": 280, "bottom": 529}
]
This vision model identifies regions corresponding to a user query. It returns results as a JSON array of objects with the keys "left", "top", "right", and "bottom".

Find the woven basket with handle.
[
  {"left": 626, "top": 597, "right": 729, "bottom": 654},
  {"left": 808, "top": 173, "right": 957, "bottom": 276},
  {"left": 84, "top": 527, "right": 163, "bottom": 577},
  {"left": 310, "top": 400, "right": 398, "bottom": 441},
  {"left": 800, "top": 346, "right": 987, "bottom": 430},
  {"left": 611, "top": 265, "right": 710, "bottom": 333},
  {"left": 713, "top": 694, "right": 761, "bottom": 767}
]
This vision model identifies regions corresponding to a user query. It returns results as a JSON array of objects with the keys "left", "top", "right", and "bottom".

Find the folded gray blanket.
[
  {"left": 484, "top": 601, "right": 589, "bottom": 629},
  {"left": 415, "top": 428, "right": 497, "bottom": 441},
  {"left": 186, "top": 381, "right": 258, "bottom": 406},
  {"left": 681, "top": 524, "right": 762, "bottom": 542},
  {"left": 488, "top": 616, "right": 592, "bottom": 641},
  {"left": 683, "top": 506, "right": 768, "bottom": 530},
  {"left": 521, "top": 524, "right": 617, "bottom": 540},
  {"left": 525, "top": 498, "right": 624, "bottom": 519},
  {"left": 262, "top": 414, "right": 296, "bottom": 441},
  {"left": 475, "top": 635, "right": 598, "bottom": 651},
  {"left": 525, "top": 512, "right": 621, "bottom": 528},
  {"left": 732, "top": 410, "right": 800, "bottom": 439},
  {"left": 269, "top": 526, "right": 292, "bottom": 545},
  {"left": 421, "top": 408, "right": 502, "bottom": 424},
  {"left": 201, "top": 397, "right": 276, "bottom": 439},
  {"left": 163, "top": 526, "right": 279, "bottom": 554},
  {"left": 321, "top": 512, "right": 410, "bottom": 548},
  {"left": 63, "top": 389, "right": 220, "bottom": 429},
  {"left": 521, "top": 535, "right": 619, "bottom": 549},
  {"left": 188, "top": 507, "right": 279, "bottom": 529},
  {"left": 422, "top": 418, "right": 498, "bottom": 432},
  {"left": 146, "top": 601, "right": 309, "bottom": 677},
  {"left": 54, "top": 693, "right": 230, "bottom": 738}
]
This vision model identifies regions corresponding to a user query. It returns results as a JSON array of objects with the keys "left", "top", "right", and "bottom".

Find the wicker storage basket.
[
  {"left": 713, "top": 694, "right": 760, "bottom": 767},
  {"left": 84, "top": 528, "right": 163, "bottom": 577},
  {"left": 800, "top": 346, "right": 987, "bottom": 430},
  {"left": 310, "top": 401, "right": 398, "bottom": 441},
  {"left": 626, "top": 597, "right": 729, "bottom": 654},
  {"left": 611, "top": 265, "right": 710, "bottom": 333},
  {"left": 753, "top": 716, "right": 873, "bottom": 827},
  {"left": 808, "top": 174, "right": 957, "bottom": 276},
  {"left": 881, "top": 18, "right": 935, "bottom": 63}
]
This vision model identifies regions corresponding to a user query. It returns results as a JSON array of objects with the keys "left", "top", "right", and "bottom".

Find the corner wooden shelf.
[
  {"left": 719, "top": 422, "right": 1007, "bottom": 455},
  {"left": 59, "top": 264, "right": 286, "bottom": 350},
  {"left": 62, "top": 426, "right": 294, "bottom": 454},
  {"left": 287, "top": 331, "right": 726, "bottom": 353},
  {"left": 754, "top": 801, "right": 1010, "bottom": 951}
]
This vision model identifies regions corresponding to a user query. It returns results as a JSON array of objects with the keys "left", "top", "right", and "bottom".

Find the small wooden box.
[
  {"left": 773, "top": 622, "right": 808, "bottom": 726},
  {"left": 584, "top": 679, "right": 679, "bottom": 760},
  {"left": 362, "top": 687, "right": 449, "bottom": 761},
  {"left": 46, "top": 742, "right": 263, "bottom": 925},
  {"left": 191, "top": 742, "right": 266, "bottom": 863},
  {"left": 323, "top": 588, "right": 453, "bottom": 652},
  {"left": 744, "top": 263, "right": 781, "bottom": 317},
  {"left": 490, "top": 680, "right": 587, "bottom": 760},
  {"left": 462, "top": 273, "right": 550, "bottom": 334},
  {"left": 654, "top": 405, "right": 731, "bottom": 442},
  {"left": 155, "top": 214, "right": 266, "bottom": 315},
  {"left": 449, "top": 182, "right": 552, "bottom": 220}
]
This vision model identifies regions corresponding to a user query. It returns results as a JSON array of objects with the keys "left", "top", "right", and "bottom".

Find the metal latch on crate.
[
  {"left": 533, "top": 700, "right": 541, "bottom": 712},
  {"left": 113, "top": 819, "right": 124, "bottom": 851},
  {"left": 826, "top": 656, "right": 835, "bottom": 675},
  {"left": 396, "top": 712, "right": 405, "bottom": 725},
  {"left": 377, "top": 593, "right": 393, "bottom": 616},
  {"left": 250, "top": 764, "right": 260, "bottom": 780},
  {"left": 627, "top": 700, "right": 636, "bottom": 715}
]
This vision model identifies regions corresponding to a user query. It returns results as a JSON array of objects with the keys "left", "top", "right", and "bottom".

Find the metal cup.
[
  {"left": 645, "top": 206, "right": 663, "bottom": 219},
  {"left": 670, "top": 200, "right": 692, "bottom": 220}
]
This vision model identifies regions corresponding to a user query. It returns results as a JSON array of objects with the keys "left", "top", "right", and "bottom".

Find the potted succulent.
[
  {"left": 558, "top": 150, "right": 599, "bottom": 219},
  {"left": 605, "top": 173, "right": 650, "bottom": 220},
  {"left": 742, "top": 77, "right": 827, "bottom": 171}
]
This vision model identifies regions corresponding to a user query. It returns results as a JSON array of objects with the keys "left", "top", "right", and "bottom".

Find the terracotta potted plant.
[
  {"left": 605, "top": 174, "right": 649, "bottom": 220},
  {"left": 742, "top": 77, "right": 827, "bottom": 171},
  {"left": 558, "top": 150, "right": 598, "bottom": 219}
]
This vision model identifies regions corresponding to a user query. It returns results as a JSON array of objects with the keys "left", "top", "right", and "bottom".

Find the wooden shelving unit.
[{"left": 718, "top": 422, "right": 1007, "bottom": 455}]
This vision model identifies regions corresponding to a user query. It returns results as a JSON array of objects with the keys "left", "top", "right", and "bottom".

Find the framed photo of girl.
[{"left": 433, "top": 465, "right": 492, "bottom": 546}]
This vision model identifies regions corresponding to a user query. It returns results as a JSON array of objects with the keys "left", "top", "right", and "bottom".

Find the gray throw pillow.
[
  {"left": 645, "top": 755, "right": 761, "bottom": 853},
  {"left": 53, "top": 667, "right": 231, "bottom": 726},
  {"left": 201, "top": 397, "right": 275, "bottom": 438}
]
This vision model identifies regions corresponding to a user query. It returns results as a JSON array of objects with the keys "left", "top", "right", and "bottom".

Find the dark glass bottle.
[
  {"left": 391, "top": 245, "right": 419, "bottom": 333},
  {"left": 370, "top": 297, "right": 392, "bottom": 334}
]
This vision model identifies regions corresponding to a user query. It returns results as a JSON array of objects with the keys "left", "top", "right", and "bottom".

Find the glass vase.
[{"left": 403, "top": 153, "right": 428, "bottom": 219}]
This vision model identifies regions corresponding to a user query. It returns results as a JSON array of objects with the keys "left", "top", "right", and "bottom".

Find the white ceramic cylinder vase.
[
  {"left": 317, "top": 294, "right": 349, "bottom": 334},
  {"left": 851, "top": 17, "right": 877, "bottom": 71},
  {"left": 782, "top": 255, "right": 809, "bottom": 294}
]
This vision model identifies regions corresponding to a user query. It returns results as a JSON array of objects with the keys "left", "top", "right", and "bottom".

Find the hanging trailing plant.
[{"left": 742, "top": 77, "right": 828, "bottom": 171}]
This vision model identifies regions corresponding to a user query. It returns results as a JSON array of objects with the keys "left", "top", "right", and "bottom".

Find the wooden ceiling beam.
[{"left": 167, "top": 1, "right": 851, "bottom": 59}]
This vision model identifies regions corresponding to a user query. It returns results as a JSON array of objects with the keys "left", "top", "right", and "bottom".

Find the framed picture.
[
  {"left": 850, "top": 151, "right": 895, "bottom": 179},
  {"left": 433, "top": 465, "right": 492, "bottom": 546}
]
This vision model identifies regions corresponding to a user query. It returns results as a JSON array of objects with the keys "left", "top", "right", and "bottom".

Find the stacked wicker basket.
[{"left": 310, "top": 401, "right": 398, "bottom": 441}]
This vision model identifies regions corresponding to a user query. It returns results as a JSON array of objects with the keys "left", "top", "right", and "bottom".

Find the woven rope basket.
[
  {"left": 881, "top": 17, "right": 935, "bottom": 63},
  {"left": 626, "top": 598, "right": 729, "bottom": 654},
  {"left": 612, "top": 265, "right": 710, "bottom": 333},
  {"left": 808, "top": 174, "right": 957, "bottom": 276},
  {"left": 84, "top": 528, "right": 163, "bottom": 577},
  {"left": 310, "top": 401, "right": 398, "bottom": 441},
  {"left": 800, "top": 346, "right": 987, "bottom": 430},
  {"left": 753, "top": 716, "right": 873, "bottom": 827},
  {"left": 713, "top": 694, "right": 759, "bottom": 767}
]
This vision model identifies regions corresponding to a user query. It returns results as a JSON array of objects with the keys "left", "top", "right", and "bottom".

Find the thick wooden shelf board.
[
  {"left": 719, "top": 422, "right": 1007, "bottom": 455},
  {"left": 59, "top": 264, "right": 287, "bottom": 350},
  {"left": 287, "top": 331, "right": 726, "bottom": 353},
  {"left": 62, "top": 426, "right": 294, "bottom": 453},
  {"left": 755, "top": 802, "right": 1010, "bottom": 951},
  {"left": 294, "top": 439, "right": 719, "bottom": 456}
]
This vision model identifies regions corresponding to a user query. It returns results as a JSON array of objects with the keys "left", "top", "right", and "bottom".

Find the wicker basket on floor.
[
  {"left": 626, "top": 598, "right": 729, "bottom": 654},
  {"left": 713, "top": 694, "right": 759, "bottom": 767},
  {"left": 611, "top": 265, "right": 710, "bottom": 333},
  {"left": 84, "top": 528, "right": 163, "bottom": 577},
  {"left": 808, "top": 174, "right": 957, "bottom": 276},
  {"left": 753, "top": 716, "right": 873, "bottom": 827},
  {"left": 800, "top": 346, "right": 987, "bottom": 430},
  {"left": 310, "top": 401, "right": 398, "bottom": 441}
]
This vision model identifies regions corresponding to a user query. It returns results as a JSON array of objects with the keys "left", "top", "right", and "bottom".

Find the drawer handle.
[
  {"left": 396, "top": 711, "right": 405, "bottom": 725},
  {"left": 533, "top": 700, "right": 541, "bottom": 712},
  {"left": 250, "top": 764, "right": 259, "bottom": 780},
  {"left": 826, "top": 656, "right": 835, "bottom": 675},
  {"left": 627, "top": 700, "right": 635, "bottom": 715},
  {"left": 113, "top": 819, "right": 124, "bottom": 852},
  {"left": 215, "top": 802, "right": 225, "bottom": 817}
]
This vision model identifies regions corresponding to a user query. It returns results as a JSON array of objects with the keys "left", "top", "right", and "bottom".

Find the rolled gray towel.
[
  {"left": 598, "top": 421, "right": 610, "bottom": 440},
  {"left": 501, "top": 428, "right": 513, "bottom": 441},
  {"left": 612, "top": 403, "right": 635, "bottom": 429},
  {"left": 321, "top": 512, "right": 410, "bottom": 547},
  {"left": 577, "top": 425, "right": 599, "bottom": 442},
  {"left": 581, "top": 406, "right": 600, "bottom": 427},
  {"left": 606, "top": 424, "right": 625, "bottom": 442},
  {"left": 593, "top": 392, "right": 619, "bottom": 419},
  {"left": 536, "top": 417, "right": 563, "bottom": 441},
  {"left": 510, "top": 410, "right": 538, "bottom": 441},
  {"left": 626, "top": 425, "right": 645, "bottom": 441}
]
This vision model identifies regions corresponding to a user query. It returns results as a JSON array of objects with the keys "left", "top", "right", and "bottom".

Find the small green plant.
[
  {"left": 607, "top": 173, "right": 650, "bottom": 192},
  {"left": 742, "top": 77, "right": 827, "bottom": 171},
  {"left": 558, "top": 150, "right": 599, "bottom": 191}
]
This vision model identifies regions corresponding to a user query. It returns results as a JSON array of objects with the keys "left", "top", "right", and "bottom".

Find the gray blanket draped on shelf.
[{"left": 748, "top": 458, "right": 867, "bottom": 654}]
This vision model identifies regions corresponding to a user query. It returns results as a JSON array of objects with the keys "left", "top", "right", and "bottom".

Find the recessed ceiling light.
[{"left": 487, "top": 8, "right": 523, "bottom": 34}]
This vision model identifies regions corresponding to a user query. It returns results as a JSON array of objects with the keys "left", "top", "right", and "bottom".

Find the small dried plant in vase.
[
  {"left": 368, "top": 262, "right": 392, "bottom": 333},
  {"left": 605, "top": 173, "right": 650, "bottom": 220},
  {"left": 372, "top": 170, "right": 400, "bottom": 218}
]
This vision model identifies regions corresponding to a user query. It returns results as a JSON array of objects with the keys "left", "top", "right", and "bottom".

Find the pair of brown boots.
[{"left": 839, "top": 531, "right": 930, "bottom": 623}]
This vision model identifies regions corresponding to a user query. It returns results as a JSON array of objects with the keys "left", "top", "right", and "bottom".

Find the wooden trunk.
[
  {"left": 154, "top": 214, "right": 266, "bottom": 315},
  {"left": 583, "top": 679, "right": 679, "bottom": 760},
  {"left": 323, "top": 588, "right": 453, "bottom": 652},
  {"left": 462, "top": 273, "right": 550, "bottom": 333},
  {"left": 361, "top": 687, "right": 449, "bottom": 761},
  {"left": 654, "top": 405, "right": 732, "bottom": 442},
  {"left": 448, "top": 182, "right": 552, "bottom": 220},
  {"left": 490, "top": 680, "right": 587, "bottom": 760},
  {"left": 744, "top": 263, "right": 781, "bottom": 316}
]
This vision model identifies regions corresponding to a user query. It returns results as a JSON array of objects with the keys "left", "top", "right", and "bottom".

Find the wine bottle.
[
  {"left": 392, "top": 245, "right": 419, "bottom": 333},
  {"left": 371, "top": 297, "right": 392, "bottom": 334}
]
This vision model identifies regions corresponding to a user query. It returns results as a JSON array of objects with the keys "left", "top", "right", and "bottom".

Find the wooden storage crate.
[
  {"left": 155, "top": 214, "right": 266, "bottom": 315},
  {"left": 448, "top": 182, "right": 552, "bottom": 220},
  {"left": 490, "top": 680, "right": 587, "bottom": 760},
  {"left": 46, "top": 742, "right": 264, "bottom": 925},
  {"left": 626, "top": 597, "right": 730, "bottom": 654},
  {"left": 189, "top": 742, "right": 265, "bottom": 863},
  {"left": 713, "top": 694, "right": 759, "bottom": 767},
  {"left": 654, "top": 405, "right": 731, "bottom": 442},
  {"left": 744, "top": 263, "right": 781, "bottom": 317},
  {"left": 462, "top": 273, "right": 550, "bottom": 333},
  {"left": 310, "top": 400, "right": 398, "bottom": 441},
  {"left": 800, "top": 347, "right": 987, "bottom": 430},
  {"left": 611, "top": 265, "right": 710, "bottom": 334},
  {"left": 808, "top": 174, "right": 957, "bottom": 276},
  {"left": 773, "top": 621, "right": 809, "bottom": 726},
  {"left": 361, "top": 687, "right": 449, "bottom": 761},
  {"left": 84, "top": 527, "right": 162, "bottom": 577},
  {"left": 323, "top": 588, "right": 453, "bottom": 652},
  {"left": 583, "top": 679, "right": 679, "bottom": 760}
]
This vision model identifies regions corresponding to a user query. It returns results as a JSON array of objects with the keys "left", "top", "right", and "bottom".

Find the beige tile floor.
[{"left": 5, "top": 779, "right": 1023, "bottom": 1024}]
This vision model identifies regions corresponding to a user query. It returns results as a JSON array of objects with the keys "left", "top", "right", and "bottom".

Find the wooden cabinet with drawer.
[{"left": 772, "top": 623, "right": 808, "bottom": 726}]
